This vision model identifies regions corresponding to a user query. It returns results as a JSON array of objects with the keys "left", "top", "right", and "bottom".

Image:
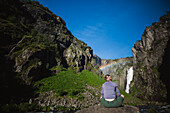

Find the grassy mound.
[
  {"left": 34, "top": 67, "right": 105, "bottom": 98},
  {"left": 79, "top": 70, "right": 105, "bottom": 89},
  {"left": 34, "top": 67, "right": 145, "bottom": 105}
]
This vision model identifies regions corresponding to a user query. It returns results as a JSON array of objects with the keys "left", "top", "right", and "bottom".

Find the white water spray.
[{"left": 125, "top": 67, "right": 133, "bottom": 93}]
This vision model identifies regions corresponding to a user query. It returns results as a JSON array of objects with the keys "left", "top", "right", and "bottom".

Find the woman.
[{"left": 100, "top": 74, "right": 124, "bottom": 108}]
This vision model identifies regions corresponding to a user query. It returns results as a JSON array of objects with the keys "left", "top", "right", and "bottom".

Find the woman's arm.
[
  {"left": 101, "top": 85, "right": 104, "bottom": 98},
  {"left": 115, "top": 86, "right": 121, "bottom": 97}
]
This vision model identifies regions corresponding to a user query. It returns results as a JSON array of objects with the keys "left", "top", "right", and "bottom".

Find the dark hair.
[{"left": 104, "top": 74, "right": 110, "bottom": 81}]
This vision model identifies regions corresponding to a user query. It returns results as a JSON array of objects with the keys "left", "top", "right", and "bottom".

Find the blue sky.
[{"left": 37, "top": 0, "right": 170, "bottom": 59}]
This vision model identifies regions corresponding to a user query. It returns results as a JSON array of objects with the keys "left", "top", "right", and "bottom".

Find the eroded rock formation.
[
  {"left": 0, "top": 0, "right": 98, "bottom": 105},
  {"left": 130, "top": 12, "right": 170, "bottom": 103},
  {"left": 0, "top": 0, "right": 96, "bottom": 85}
]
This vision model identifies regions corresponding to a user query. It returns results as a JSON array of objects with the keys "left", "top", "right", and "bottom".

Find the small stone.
[{"left": 29, "top": 99, "right": 32, "bottom": 104}]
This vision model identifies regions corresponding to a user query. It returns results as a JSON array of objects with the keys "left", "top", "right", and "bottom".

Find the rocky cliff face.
[
  {"left": 92, "top": 55, "right": 102, "bottom": 68},
  {"left": 0, "top": 0, "right": 95, "bottom": 85},
  {"left": 130, "top": 12, "right": 170, "bottom": 103},
  {"left": 0, "top": 0, "right": 97, "bottom": 105}
]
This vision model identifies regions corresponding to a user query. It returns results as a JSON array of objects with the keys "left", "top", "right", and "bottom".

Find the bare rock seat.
[{"left": 76, "top": 105, "right": 140, "bottom": 113}]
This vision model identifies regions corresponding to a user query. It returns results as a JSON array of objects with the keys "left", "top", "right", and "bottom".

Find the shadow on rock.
[
  {"left": 76, "top": 105, "right": 140, "bottom": 113},
  {"left": 159, "top": 38, "right": 170, "bottom": 104}
]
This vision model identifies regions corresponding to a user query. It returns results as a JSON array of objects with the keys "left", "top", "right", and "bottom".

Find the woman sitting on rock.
[{"left": 100, "top": 74, "right": 124, "bottom": 108}]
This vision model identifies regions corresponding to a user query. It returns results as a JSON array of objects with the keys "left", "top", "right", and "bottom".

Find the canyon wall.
[
  {"left": 0, "top": 0, "right": 97, "bottom": 85},
  {"left": 130, "top": 12, "right": 170, "bottom": 103}
]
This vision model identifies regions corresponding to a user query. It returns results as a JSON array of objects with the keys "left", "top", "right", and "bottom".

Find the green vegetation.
[
  {"left": 50, "top": 66, "right": 67, "bottom": 72},
  {"left": 34, "top": 67, "right": 145, "bottom": 106},
  {"left": 0, "top": 18, "right": 26, "bottom": 42},
  {"left": 54, "top": 106, "right": 79, "bottom": 111},
  {"left": 152, "top": 66, "right": 159, "bottom": 77},
  {"left": 79, "top": 70, "right": 105, "bottom": 89},
  {"left": 0, "top": 0, "right": 153, "bottom": 112},
  {"left": 34, "top": 67, "right": 105, "bottom": 98},
  {"left": 34, "top": 68, "right": 83, "bottom": 96},
  {"left": 117, "top": 68, "right": 122, "bottom": 76},
  {"left": 148, "top": 107, "right": 159, "bottom": 113},
  {"left": 137, "top": 62, "right": 143, "bottom": 68},
  {"left": 120, "top": 90, "right": 145, "bottom": 106},
  {"left": 12, "top": 32, "right": 50, "bottom": 57},
  {"left": 0, "top": 103, "right": 41, "bottom": 113}
]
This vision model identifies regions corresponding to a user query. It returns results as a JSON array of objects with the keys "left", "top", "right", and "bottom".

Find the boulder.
[{"left": 76, "top": 105, "right": 140, "bottom": 113}]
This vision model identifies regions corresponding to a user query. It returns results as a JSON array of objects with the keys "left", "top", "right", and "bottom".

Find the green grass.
[
  {"left": 2, "top": 67, "right": 146, "bottom": 112},
  {"left": 79, "top": 70, "right": 105, "bottom": 89},
  {"left": 34, "top": 68, "right": 84, "bottom": 96},
  {"left": 34, "top": 68, "right": 105, "bottom": 98},
  {"left": 120, "top": 90, "right": 145, "bottom": 105},
  {"left": 34, "top": 67, "right": 144, "bottom": 105}
]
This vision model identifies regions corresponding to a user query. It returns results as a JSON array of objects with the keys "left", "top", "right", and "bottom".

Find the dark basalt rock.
[
  {"left": 0, "top": 0, "right": 98, "bottom": 105},
  {"left": 130, "top": 12, "right": 170, "bottom": 103},
  {"left": 0, "top": 0, "right": 96, "bottom": 85}
]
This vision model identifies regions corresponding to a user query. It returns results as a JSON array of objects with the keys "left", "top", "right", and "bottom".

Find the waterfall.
[{"left": 125, "top": 67, "right": 133, "bottom": 93}]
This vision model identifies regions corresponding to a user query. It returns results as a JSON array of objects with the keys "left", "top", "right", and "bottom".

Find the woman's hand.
[
  {"left": 100, "top": 96, "right": 102, "bottom": 99},
  {"left": 121, "top": 94, "right": 125, "bottom": 98}
]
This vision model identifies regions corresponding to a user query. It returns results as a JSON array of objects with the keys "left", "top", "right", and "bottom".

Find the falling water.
[{"left": 125, "top": 67, "right": 133, "bottom": 93}]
